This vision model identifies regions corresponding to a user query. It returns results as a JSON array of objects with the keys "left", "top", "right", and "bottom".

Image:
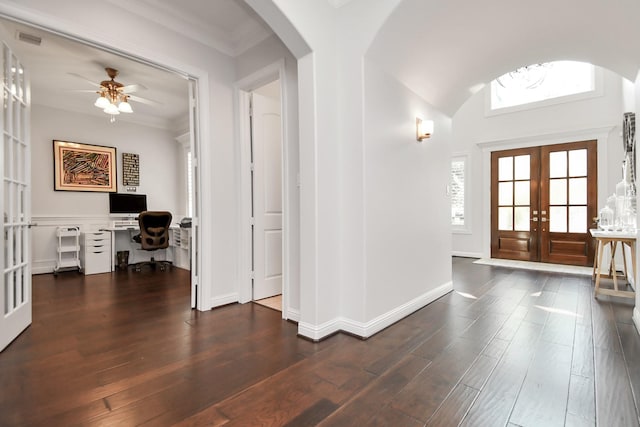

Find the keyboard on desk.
[{"left": 111, "top": 220, "right": 139, "bottom": 228}]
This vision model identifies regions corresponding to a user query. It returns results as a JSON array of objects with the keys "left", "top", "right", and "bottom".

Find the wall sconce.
[{"left": 416, "top": 118, "right": 434, "bottom": 142}]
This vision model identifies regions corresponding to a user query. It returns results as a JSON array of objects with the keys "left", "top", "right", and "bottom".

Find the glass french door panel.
[
  {"left": 498, "top": 156, "right": 513, "bottom": 181},
  {"left": 498, "top": 207, "right": 513, "bottom": 230},
  {"left": 514, "top": 207, "right": 530, "bottom": 231},
  {"left": 4, "top": 272, "right": 10, "bottom": 314},
  {"left": 4, "top": 134, "right": 10, "bottom": 177},
  {"left": 549, "top": 206, "right": 568, "bottom": 232},
  {"left": 499, "top": 182, "right": 513, "bottom": 205},
  {"left": 549, "top": 179, "right": 567, "bottom": 205},
  {"left": 514, "top": 155, "right": 531, "bottom": 180},
  {"left": 569, "top": 206, "right": 587, "bottom": 233},
  {"left": 569, "top": 149, "right": 587, "bottom": 177},
  {"left": 549, "top": 151, "right": 567, "bottom": 178},
  {"left": 569, "top": 177, "right": 587, "bottom": 205},
  {"left": 514, "top": 181, "right": 530, "bottom": 205}
]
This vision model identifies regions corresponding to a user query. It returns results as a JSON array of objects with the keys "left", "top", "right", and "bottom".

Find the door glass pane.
[
  {"left": 514, "top": 207, "right": 530, "bottom": 231},
  {"left": 569, "top": 149, "right": 587, "bottom": 177},
  {"left": 549, "top": 179, "right": 567, "bottom": 205},
  {"left": 498, "top": 182, "right": 513, "bottom": 205},
  {"left": 549, "top": 151, "right": 567, "bottom": 178},
  {"left": 549, "top": 206, "right": 567, "bottom": 232},
  {"left": 569, "top": 177, "right": 587, "bottom": 205},
  {"left": 569, "top": 206, "right": 587, "bottom": 233},
  {"left": 498, "top": 156, "right": 513, "bottom": 181},
  {"left": 498, "top": 207, "right": 513, "bottom": 230},
  {"left": 514, "top": 181, "right": 530, "bottom": 205},
  {"left": 514, "top": 155, "right": 530, "bottom": 180}
]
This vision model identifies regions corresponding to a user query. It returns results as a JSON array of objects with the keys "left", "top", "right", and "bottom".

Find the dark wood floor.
[{"left": 1, "top": 258, "right": 640, "bottom": 426}]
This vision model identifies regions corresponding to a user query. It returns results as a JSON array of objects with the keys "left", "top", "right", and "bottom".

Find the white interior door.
[
  {"left": 251, "top": 91, "right": 282, "bottom": 300},
  {"left": 0, "top": 41, "right": 31, "bottom": 352}
]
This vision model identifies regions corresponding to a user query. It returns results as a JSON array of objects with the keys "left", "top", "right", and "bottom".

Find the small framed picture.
[{"left": 53, "top": 140, "right": 117, "bottom": 192}]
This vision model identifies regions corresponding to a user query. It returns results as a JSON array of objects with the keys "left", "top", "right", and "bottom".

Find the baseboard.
[
  {"left": 634, "top": 307, "right": 640, "bottom": 335},
  {"left": 298, "top": 318, "right": 343, "bottom": 341},
  {"left": 452, "top": 251, "right": 482, "bottom": 259},
  {"left": 32, "top": 260, "right": 56, "bottom": 275},
  {"left": 297, "top": 281, "right": 454, "bottom": 341},
  {"left": 286, "top": 308, "right": 300, "bottom": 322},
  {"left": 210, "top": 292, "right": 239, "bottom": 308}
]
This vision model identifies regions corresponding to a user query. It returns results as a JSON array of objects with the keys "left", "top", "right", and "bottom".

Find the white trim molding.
[
  {"left": 298, "top": 281, "right": 453, "bottom": 341},
  {"left": 633, "top": 307, "right": 640, "bottom": 336},
  {"left": 211, "top": 292, "right": 239, "bottom": 308}
]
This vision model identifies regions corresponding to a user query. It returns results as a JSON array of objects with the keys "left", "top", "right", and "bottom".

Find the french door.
[
  {"left": 491, "top": 140, "right": 597, "bottom": 266},
  {"left": 0, "top": 42, "right": 31, "bottom": 352}
]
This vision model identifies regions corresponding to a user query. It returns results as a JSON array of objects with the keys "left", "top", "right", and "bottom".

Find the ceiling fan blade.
[
  {"left": 121, "top": 84, "right": 147, "bottom": 93},
  {"left": 128, "top": 94, "right": 162, "bottom": 106},
  {"left": 69, "top": 89, "right": 99, "bottom": 93},
  {"left": 68, "top": 72, "right": 101, "bottom": 88}
]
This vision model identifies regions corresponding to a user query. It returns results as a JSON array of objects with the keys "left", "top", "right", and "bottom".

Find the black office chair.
[{"left": 132, "top": 211, "right": 173, "bottom": 272}]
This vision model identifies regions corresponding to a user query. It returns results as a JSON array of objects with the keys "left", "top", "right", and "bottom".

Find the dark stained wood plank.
[
  {"left": 567, "top": 374, "right": 596, "bottom": 425},
  {"left": 618, "top": 322, "right": 640, "bottom": 416},
  {"left": 391, "top": 337, "right": 487, "bottom": 422},
  {"left": 594, "top": 347, "right": 640, "bottom": 427},
  {"left": 2, "top": 258, "right": 640, "bottom": 426},
  {"left": 426, "top": 384, "right": 478, "bottom": 427},
  {"left": 460, "top": 321, "right": 543, "bottom": 427},
  {"left": 509, "top": 341, "right": 573, "bottom": 426},
  {"left": 320, "top": 354, "right": 430, "bottom": 426}
]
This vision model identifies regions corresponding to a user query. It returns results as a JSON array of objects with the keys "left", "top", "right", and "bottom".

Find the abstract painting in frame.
[{"left": 53, "top": 140, "right": 117, "bottom": 192}]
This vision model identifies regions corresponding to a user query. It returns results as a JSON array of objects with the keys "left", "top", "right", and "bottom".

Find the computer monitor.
[{"left": 109, "top": 193, "right": 147, "bottom": 216}]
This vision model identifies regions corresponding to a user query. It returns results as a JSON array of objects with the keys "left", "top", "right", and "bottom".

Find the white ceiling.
[
  {"left": 367, "top": 0, "right": 640, "bottom": 116},
  {"left": 1, "top": 0, "right": 274, "bottom": 131}
]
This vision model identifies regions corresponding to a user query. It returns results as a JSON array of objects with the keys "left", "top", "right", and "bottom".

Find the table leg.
[
  {"left": 622, "top": 241, "right": 629, "bottom": 282},
  {"left": 594, "top": 239, "right": 604, "bottom": 298},
  {"left": 611, "top": 241, "right": 619, "bottom": 292}
]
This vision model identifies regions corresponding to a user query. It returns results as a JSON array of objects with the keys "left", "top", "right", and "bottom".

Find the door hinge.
[
  {"left": 250, "top": 270, "right": 255, "bottom": 280},
  {"left": 250, "top": 217, "right": 255, "bottom": 225},
  {"left": 250, "top": 162, "right": 255, "bottom": 172}
]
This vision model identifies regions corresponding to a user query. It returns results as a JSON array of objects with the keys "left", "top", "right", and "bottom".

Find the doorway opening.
[
  {"left": 0, "top": 16, "right": 201, "bottom": 315},
  {"left": 491, "top": 140, "right": 597, "bottom": 266},
  {"left": 250, "top": 80, "right": 283, "bottom": 312}
]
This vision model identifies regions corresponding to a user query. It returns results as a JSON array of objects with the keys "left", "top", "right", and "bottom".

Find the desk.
[
  {"left": 103, "top": 226, "right": 190, "bottom": 271},
  {"left": 590, "top": 229, "right": 637, "bottom": 299}
]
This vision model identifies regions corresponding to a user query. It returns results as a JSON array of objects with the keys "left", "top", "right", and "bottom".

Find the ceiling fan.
[{"left": 70, "top": 67, "right": 159, "bottom": 122}]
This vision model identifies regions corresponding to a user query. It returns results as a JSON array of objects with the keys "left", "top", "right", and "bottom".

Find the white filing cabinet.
[{"left": 80, "top": 231, "right": 112, "bottom": 275}]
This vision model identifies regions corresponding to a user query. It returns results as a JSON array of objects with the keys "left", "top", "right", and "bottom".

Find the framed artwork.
[{"left": 53, "top": 140, "right": 117, "bottom": 192}]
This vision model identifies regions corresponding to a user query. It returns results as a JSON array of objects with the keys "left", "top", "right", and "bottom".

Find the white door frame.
[
  {"left": 0, "top": 9, "right": 209, "bottom": 310},
  {"left": 235, "top": 60, "right": 290, "bottom": 319}
]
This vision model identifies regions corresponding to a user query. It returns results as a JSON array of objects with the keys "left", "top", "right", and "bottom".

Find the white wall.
[
  {"left": 364, "top": 60, "right": 453, "bottom": 320},
  {"left": 452, "top": 67, "right": 627, "bottom": 257},
  {"left": 30, "top": 104, "right": 182, "bottom": 272},
  {"left": 32, "top": 105, "right": 181, "bottom": 216}
]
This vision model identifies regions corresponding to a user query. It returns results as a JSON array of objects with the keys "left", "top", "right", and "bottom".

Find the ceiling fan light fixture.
[
  {"left": 118, "top": 99, "right": 133, "bottom": 113},
  {"left": 94, "top": 95, "right": 110, "bottom": 109},
  {"left": 104, "top": 103, "right": 120, "bottom": 115}
]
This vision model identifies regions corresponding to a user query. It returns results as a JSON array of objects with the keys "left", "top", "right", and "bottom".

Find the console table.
[{"left": 590, "top": 229, "right": 636, "bottom": 299}]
